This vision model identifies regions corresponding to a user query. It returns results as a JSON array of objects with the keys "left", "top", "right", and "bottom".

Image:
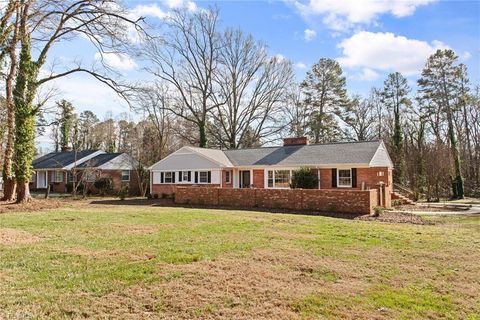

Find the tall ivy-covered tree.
[
  {"left": 0, "top": 0, "right": 19, "bottom": 201},
  {"left": 300, "top": 58, "right": 348, "bottom": 143},
  {"left": 418, "top": 49, "right": 465, "bottom": 199},
  {"left": 381, "top": 72, "right": 411, "bottom": 184},
  {"left": 11, "top": 0, "right": 144, "bottom": 202}
]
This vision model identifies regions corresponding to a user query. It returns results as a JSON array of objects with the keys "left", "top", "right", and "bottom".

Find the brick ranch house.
[
  {"left": 30, "top": 150, "right": 140, "bottom": 195},
  {"left": 149, "top": 138, "right": 394, "bottom": 208}
]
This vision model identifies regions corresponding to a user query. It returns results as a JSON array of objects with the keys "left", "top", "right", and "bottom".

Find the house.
[
  {"left": 149, "top": 138, "right": 394, "bottom": 206},
  {"left": 30, "top": 150, "right": 139, "bottom": 195}
]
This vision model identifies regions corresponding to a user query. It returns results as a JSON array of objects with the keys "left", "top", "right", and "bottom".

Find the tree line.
[{"left": 0, "top": 3, "right": 478, "bottom": 203}]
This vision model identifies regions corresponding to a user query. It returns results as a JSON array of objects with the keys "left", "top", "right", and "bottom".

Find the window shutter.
[
  {"left": 161, "top": 172, "right": 164, "bottom": 183},
  {"left": 188, "top": 171, "right": 191, "bottom": 182},
  {"left": 332, "top": 169, "right": 337, "bottom": 188},
  {"left": 207, "top": 171, "right": 211, "bottom": 183},
  {"left": 351, "top": 168, "right": 357, "bottom": 188},
  {"left": 178, "top": 171, "right": 182, "bottom": 182},
  {"left": 194, "top": 171, "right": 198, "bottom": 183},
  {"left": 172, "top": 172, "right": 176, "bottom": 183}
]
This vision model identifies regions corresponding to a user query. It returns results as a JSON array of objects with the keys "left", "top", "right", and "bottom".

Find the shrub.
[
  {"left": 291, "top": 167, "right": 318, "bottom": 189},
  {"left": 94, "top": 177, "right": 113, "bottom": 195},
  {"left": 372, "top": 206, "right": 384, "bottom": 217},
  {"left": 147, "top": 193, "right": 153, "bottom": 199},
  {"left": 153, "top": 193, "right": 159, "bottom": 199},
  {"left": 392, "top": 199, "right": 403, "bottom": 207},
  {"left": 66, "top": 182, "right": 84, "bottom": 193},
  {"left": 118, "top": 185, "right": 129, "bottom": 200}
]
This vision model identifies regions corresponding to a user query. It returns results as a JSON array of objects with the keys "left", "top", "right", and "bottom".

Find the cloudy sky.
[{"left": 40, "top": 0, "right": 479, "bottom": 138}]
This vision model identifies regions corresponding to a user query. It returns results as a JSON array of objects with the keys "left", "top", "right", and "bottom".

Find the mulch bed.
[
  {"left": 355, "top": 211, "right": 434, "bottom": 225},
  {"left": 0, "top": 198, "right": 64, "bottom": 214}
]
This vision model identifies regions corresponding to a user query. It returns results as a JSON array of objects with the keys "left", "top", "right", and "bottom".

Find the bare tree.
[
  {"left": 210, "top": 29, "right": 294, "bottom": 149},
  {"left": 338, "top": 95, "right": 376, "bottom": 141},
  {"left": 143, "top": 8, "right": 221, "bottom": 148}
]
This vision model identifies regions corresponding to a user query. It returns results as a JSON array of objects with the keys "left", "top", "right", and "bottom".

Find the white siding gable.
[{"left": 369, "top": 141, "right": 394, "bottom": 168}]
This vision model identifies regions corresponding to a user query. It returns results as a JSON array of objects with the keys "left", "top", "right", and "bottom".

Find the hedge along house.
[
  {"left": 149, "top": 138, "right": 394, "bottom": 207},
  {"left": 30, "top": 150, "right": 139, "bottom": 195}
]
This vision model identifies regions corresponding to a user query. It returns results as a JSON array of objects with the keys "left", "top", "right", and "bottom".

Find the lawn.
[{"left": 0, "top": 202, "right": 479, "bottom": 319}]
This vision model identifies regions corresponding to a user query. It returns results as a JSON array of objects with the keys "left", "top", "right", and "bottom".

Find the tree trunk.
[
  {"left": 16, "top": 180, "right": 31, "bottom": 203},
  {"left": 2, "top": 178, "right": 16, "bottom": 202},
  {"left": 1, "top": 7, "right": 19, "bottom": 202}
]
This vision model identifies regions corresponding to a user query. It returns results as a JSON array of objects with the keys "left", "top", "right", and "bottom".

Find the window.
[
  {"left": 199, "top": 171, "right": 208, "bottom": 183},
  {"left": 337, "top": 169, "right": 352, "bottom": 187},
  {"left": 377, "top": 171, "right": 385, "bottom": 177},
  {"left": 182, "top": 171, "right": 189, "bottom": 182},
  {"left": 274, "top": 170, "right": 291, "bottom": 188},
  {"left": 121, "top": 170, "right": 130, "bottom": 181},
  {"left": 68, "top": 172, "right": 76, "bottom": 182},
  {"left": 267, "top": 170, "right": 291, "bottom": 188},
  {"left": 225, "top": 171, "right": 231, "bottom": 184},
  {"left": 53, "top": 171, "right": 63, "bottom": 183},
  {"left": 164, "top": 172, "right": 173, "bottom": 183},
  {"left": 268, "top": 171, "right": 273, "bottom": 188}
]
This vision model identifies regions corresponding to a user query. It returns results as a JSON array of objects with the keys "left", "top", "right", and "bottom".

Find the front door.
[
  {"left": 239, "top": 170, "right": 251, "bottom": 188},
  {"left": 37, "top": 171, "right": 47, "bottom": 189}
]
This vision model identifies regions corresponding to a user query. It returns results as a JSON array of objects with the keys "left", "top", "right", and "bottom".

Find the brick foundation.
[{"left": 175, "top": 187, "right": 378, "bottom": 215}]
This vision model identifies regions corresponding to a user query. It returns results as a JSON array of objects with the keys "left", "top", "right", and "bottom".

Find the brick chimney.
[{"left": 283, "top": 137, "right": 309, "bottom": 146}]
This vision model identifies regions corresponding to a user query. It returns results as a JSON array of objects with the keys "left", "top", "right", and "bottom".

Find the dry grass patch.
[
  {"left": 0, "top": 198, "right": 64, "bottom": 214},
  {"left": 0, "top": 228, "right": 41, "bottom": 245}
]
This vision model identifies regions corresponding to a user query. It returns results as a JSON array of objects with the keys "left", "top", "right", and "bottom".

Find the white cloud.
[
  {"left": 129, "top": 4, "right": 167, "bottom": 20},
  {"left": 357, "top": 68, "right": 380, "bottom": 81},
  {"left": 304, "top": 28, "right": 317, "bottom": 41},
  {"left": 296, "top": 62, "right": 307, "bottom": 69},
  {"left": 162, "top": 0, "right": 197, "bottom": 11},
  {"left": 337, "top": 31, "right": 449, "bottom": 76},
  {"left": 94, "top": 52, "right": 137, "bottom": 71},
  {"left": 461, "top": 51, "right": 472, "bottom": 61},
  {"left": 274, "top": 54, "right": 287, "bottom": 62},
  {"left": 294, "top": 0, "right": 436, "bottom": 31}
]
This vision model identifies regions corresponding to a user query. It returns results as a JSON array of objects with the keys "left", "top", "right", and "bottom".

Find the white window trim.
[
  {"left": 225, "top": 170, "right": 231, "bottom": 184},
  {"left": 265, "top": 169, "right": 293, "bottom": 189},
  {"left": 182, "top": 171, "right": 189, "bottom": 182},
  {"left": 199, "top": 171, "right": 209, "bottom": 184},
  {"left": 164, "top": 171, "right": 173, "bottom": 183},
  {"left": 53, "top": 171, "right": 63, "bottom": 183},
  {"left": 337, "top": 168, "right": 352, "bottom": 188},
  {"left": 121, "top": 170, "right": 130, "bottom": 182}
]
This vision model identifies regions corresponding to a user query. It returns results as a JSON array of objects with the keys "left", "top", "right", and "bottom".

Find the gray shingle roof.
[
  {"left": 33, "top": 150, "right": 99, "bottom": 169},
  {"left": 76, "top": 153, "right": 122, "bottom": 168},
  {"left": 223, "top": 140, "right": 383, "bottom": 167}
]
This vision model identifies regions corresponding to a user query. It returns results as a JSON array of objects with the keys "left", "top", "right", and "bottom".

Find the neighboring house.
[
  {"left": 30, "top": 150, "right": 139, "bottom": 195},
  {"left": 149, "top": 137, "right": 394, "bottom": 205}
]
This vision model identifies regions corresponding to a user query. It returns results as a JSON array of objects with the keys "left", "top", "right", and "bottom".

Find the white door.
[{"left": 37, "top": 171, "right": 47, "bottom": 188}]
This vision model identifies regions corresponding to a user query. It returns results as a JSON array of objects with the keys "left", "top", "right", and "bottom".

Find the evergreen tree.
[
  {"left": 418, "top": 49, "right": 465, "bottom": 199},
  {"left": 57, "top": 100, "right": 75, "bottom": 151},
  {"left": 300, "top": 58, "right": 348, "bottom": 143},
  {"left": 381, "top": 72, "right": 410, "bottom": 184}
]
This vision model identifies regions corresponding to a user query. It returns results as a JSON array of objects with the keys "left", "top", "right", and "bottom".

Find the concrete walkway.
[{"left": 389, "top": 203, "right": 480, "bottom": 215}]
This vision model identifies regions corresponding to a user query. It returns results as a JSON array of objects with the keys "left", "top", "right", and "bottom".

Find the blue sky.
[{"left": 41, "top": 0, "right": 479, "bottom": 133}]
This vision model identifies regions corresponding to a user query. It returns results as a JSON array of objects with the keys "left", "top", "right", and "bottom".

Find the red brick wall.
[
  {"left": 283, "top": 137, "right": 308, "bottom": 145},
  {"left": 252, "top": 169, "right": 264, "bottom": 188},
  {"left": 175, "top": 187, "right": 378, "bottom": 215},
  {"left": 218, "top": 188, "right": 255, "bottom": 207},
  {"left": 151, "top": 184, "right": 220, "bottom": 197},
  {"left": 87, "top": 170, "right": 141, "bottom": 196}
]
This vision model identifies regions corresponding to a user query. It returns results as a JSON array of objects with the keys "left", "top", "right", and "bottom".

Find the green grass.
[{"left": 1, "top": 203, "right": 479, "bottom": 319}]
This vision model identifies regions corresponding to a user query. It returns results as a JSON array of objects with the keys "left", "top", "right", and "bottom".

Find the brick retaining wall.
[{"left": 175, "top": 187, "right": 378, "bottom": 215}]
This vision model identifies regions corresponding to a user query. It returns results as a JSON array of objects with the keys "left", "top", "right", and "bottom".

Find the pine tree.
[
  {"left": 381, "top": 72, "right": 410, "bottom": 184},
  {"left": 418, "top": 49, "right": 465, "bottom": 199},
  {"left": 300, "top": 58, "right": 348, "bottom": 143}
]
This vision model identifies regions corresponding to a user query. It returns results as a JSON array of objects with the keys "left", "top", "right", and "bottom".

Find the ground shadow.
[{"left": 88, "top": 198, "right": 360, "bottom": 220}]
